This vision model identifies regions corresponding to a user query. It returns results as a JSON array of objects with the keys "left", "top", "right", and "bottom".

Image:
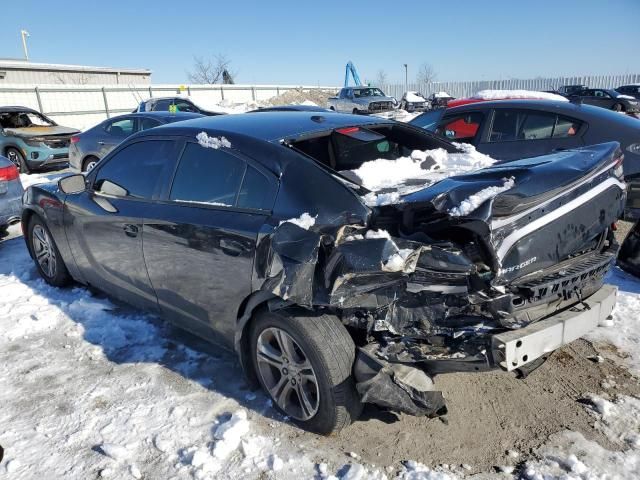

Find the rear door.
[
  {"left": 64, "top": 138, "right": 177, "bottom": 310},
  {"left": 477, "top": 108, "right": 583, "bottom": 161},
  {"left": 99, "top": 116, "right": 138, "bottom": 157},
  {"left": 142, "top": 138, "right": 278, "bottom": 343}
]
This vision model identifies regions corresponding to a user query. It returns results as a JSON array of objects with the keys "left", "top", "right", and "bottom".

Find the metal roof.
[{"left": 0, "top": 59, "right": 151, "bottom": 75}]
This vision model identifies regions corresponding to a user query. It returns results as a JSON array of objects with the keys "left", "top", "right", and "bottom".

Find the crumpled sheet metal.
[{"left": 354, "top": 347, "right": 447, "bottom": 417}]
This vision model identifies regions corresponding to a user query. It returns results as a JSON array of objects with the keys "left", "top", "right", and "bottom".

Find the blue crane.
[{"left": 344, "top": 61, "right": 363, "bottom": 87}]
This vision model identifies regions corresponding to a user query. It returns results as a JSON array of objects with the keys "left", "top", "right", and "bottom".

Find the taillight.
[
  {"left": 0, "top": 164, "right": 19, "bottom": 182},
  {"left": 613, "top": 153, "right": 624, "bottom": 179},
  {"left": 70, "top": 135, "right": 80, "bottom": 144}
]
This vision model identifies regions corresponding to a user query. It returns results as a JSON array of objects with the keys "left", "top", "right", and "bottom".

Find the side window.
[
  {"left": 94, "top": 140, "right": 173, "bottom": 199},
  {"left": 489, "top": 110, "right": 519, "bottom": 142},
  {"left": 170, "top": 143, "right": 245, "bottom": 206},
  {"left": 105, "top": 118, "right": 135, "bottom": 137},
  {"left": 518, "top": 112, "right": 555, "bottom": 140},
  {"left": 489, "top": 110, "right": 555, "bottom": 142},
  {"left": 553, "top": 116, "right": 582, "bottom": 138},
  {"left": 175, "top": 101, "right": 198, "bottom": 113},
  {"left": 237, "top": 166, "right": 272, "bottom": 210},
  {"left": 152, "top": 99, "right": 172, "bottom": 111},
  {"left": 140, "top": 118, "right": 162, "bottom": 131},
  {"left": 438, "top": 112, "right": 484, "bottom": 142}
]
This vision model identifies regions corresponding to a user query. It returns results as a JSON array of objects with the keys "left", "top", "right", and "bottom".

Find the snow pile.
[
  {"left": 587, "top": 267, "right": 640, "bottom": 374},
  {"left": 404, "top": 92, "right": 426, "bottom": 102},
  {"left": 279, "top": 212, "right": 317, "bottom": 230},
  {"left": 348, "top": 144, "right": 495, "bottom": 193},
  {"left": 448, "top": 177, "right": 515, "bottom": 217},
  {"left": 432, "top": 92, "right": 452, "bottom": 99},
  {"left": 585, "top": 394, "right": 640, "bottom": 449},
  {"left": 383, "top": 248, "right": 414, "bottom": 272},
  {"left": 523, "top": 393, "right": 640, "bottom": 479},
  {"left": 196, "top": 131, "right": 231, "bottom": 149},
  {"left": 397, "top": 461, "right": 459, "bottom": 479},
  {"left": 472, "top": 89, "right": 569, "bottom": 103},
  {"left": 362, "top": 191, "right": 402, "bottom": 207}
]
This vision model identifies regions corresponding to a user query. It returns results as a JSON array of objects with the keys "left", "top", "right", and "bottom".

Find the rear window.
[
  {"left": 290, "top": 124, "right": 452, "bottom": 173},
  {"left": 489, "top": 109, "right": 582, "bottom": 142}
]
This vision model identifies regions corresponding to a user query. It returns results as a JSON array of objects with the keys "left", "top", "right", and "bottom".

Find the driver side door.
[{"left": 64, "top": 138, "right": 178, "bottom": 311}]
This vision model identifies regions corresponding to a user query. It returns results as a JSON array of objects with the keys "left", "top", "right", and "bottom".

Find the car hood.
[{"left": 4, "top": 126, "right": 80, "bottom": 138}]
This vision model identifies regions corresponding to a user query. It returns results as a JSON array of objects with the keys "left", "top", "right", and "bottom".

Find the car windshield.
[
  {"left": 0, "top": 111, "right": 56, "bottom": 129},
  {"left": 408, "top": 109, "right": 445, "bottom": 131},
  {"left": 353, "top": 88, "right": 385, "bottom": 98}
]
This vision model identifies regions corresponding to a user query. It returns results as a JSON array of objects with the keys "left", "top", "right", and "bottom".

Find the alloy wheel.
[
  {"left": 32, "top": 225, "right": 57, "bottom": 278},
  {"left": 255, "top": 327, "right": 320, "bottom": 421},
  {"left": 6, "top": 150, "right": 22, "bottom": 173}
]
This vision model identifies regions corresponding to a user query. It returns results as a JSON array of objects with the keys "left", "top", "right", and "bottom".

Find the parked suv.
[{"left": 0, "top": 107, "right": 79, "bottom": 173}]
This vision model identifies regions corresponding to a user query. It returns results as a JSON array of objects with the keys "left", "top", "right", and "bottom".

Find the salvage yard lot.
[{"left": 1, "top": 199, "right": 640, "bottom": 478}]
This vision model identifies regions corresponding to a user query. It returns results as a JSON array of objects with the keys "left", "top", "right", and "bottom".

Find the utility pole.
[
  {"left": 403, "top": 64, "right": 408, "bottom": 92},
  {"left": 21, "top": 30, "right": 30, "bottom": 61}
]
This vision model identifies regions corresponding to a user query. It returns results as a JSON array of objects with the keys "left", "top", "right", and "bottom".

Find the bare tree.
[
  {"left": 187, "top": 55, "right": 235, "bottom": 84},
  {"left": 375, "top": 69, "right": 388, "bottom": 87},
  {"left": 50, "top": 71, "right": 92, "bottom": 85},
  {"left": 416, "top": 63, "right": 437, "bottom": 85}
]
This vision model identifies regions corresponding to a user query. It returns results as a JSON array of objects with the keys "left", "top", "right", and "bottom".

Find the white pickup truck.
[{"left": 327, "top": 87, "right": 396, "bottom": 114}]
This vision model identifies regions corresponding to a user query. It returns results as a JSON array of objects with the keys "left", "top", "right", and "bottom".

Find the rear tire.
[
  {"left": 249, "top": 310, "right": 362, "bottom": 435},
  {"left": 612, "top": 103, "right": 624, "bottom": 112},
  {"left": 6, "top": 147, "right": 29, "bottom": 174},
  {"left": 82, "top": 156, "right": 99, "bottom": 172},
  {"left": 352, "top": 108, "right": 359, "bottom": 115},
  {"left": 28, "top": 216, "right": 71, "bottom": 287}
]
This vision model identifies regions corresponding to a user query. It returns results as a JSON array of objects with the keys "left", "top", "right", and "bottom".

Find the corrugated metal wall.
[
  {"left": 380, "top": 73, "right": 640, "bottom": 99},
  {"left": 0, "top": 69, "right": 150, "bottom": 85}
]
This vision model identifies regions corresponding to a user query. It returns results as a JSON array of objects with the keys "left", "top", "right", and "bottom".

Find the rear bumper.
[{"left": 491, "top": 284, "right": 617, "bottom": 371}]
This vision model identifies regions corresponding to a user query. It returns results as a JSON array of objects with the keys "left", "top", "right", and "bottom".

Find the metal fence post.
[
  {"left": 220, "top": 86, "right": 225, "bottom": 100},
  {"left": 251, "top": 86, "right": 256, "bottom": 101},
  {"left": 102, "top": 87, "right": 110, "bottom": 118},
  {"left": 148, "top": 86, "right": 153, "bottom": 98},
  {"left": 34, "top": 86, "right": 44, "bottom": 113}
]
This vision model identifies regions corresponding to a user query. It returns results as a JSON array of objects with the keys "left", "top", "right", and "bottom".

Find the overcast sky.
[{"left": 2, "top": 0, "right": 639, "bottom": 85}]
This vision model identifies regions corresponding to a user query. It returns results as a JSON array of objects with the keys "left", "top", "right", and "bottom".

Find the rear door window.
[
  {"left": 490, "top": 110, "right": 559, "bottom": 142},
  {"left": 170, "top": 143, "right": 245, "bottom": 206},
  {"left": 552, "top": 116, "right": 582, "bottom": 138},
  {"left": 140, "top": 118, "right": 162, "bottom": 130},
  {"left": 105, "top": 117, "right": 136, "bottom": 137}
]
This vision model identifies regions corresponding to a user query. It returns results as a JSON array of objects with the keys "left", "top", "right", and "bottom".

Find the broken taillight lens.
[
  {"left": 612, "top": 153, "right": 624, "bottom": 179},
  {"left": 0, "top": 164, "right": 19, "bottom": 182}
]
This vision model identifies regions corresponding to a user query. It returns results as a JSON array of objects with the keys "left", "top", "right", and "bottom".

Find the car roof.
[
  {"left": 104, "top": 111, "right": 202, "bottom": 123},
  {"left": 249, "top": 105, "right": 331, "bottom": 113},
  {"left": 444, "top": 98, "right": 638, "bottom": 120},
  {"left": 0, "top": 106, "right": 40, "bottom": 113},
  {"left": 143, "top": 111, "right": 394, "bottom": 142}
]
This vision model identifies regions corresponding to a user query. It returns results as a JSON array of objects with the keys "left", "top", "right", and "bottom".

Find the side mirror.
[{"left": 59, "top": 174, "right": 86, "bottom": 194}]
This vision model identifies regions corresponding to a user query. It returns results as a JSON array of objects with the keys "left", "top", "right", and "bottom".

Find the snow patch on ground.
[
  {"left": 448, "top": 177, "right": 515, "bottom": 217},
  {"left": 587, "top": 267, "right": 640, "bottom": 374},
  {"left": 279, "top": 212, "right": 317, "bottom": 230},
  {"left": 524, "top": 393, "right": 640, "bottom": 479},
  {"left": 196, "top": 131, "right": 231, "bottom": 149},
  {"left": 471, "top": 89, "right": 569, "bottom": 102}
]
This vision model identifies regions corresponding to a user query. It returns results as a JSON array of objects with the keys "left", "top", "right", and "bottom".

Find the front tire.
[
  {"left": 6, "top": 148, "right": 29, "bottom": 174},
  {"left": 28, "top": 216, "right": 71, "bottom": 287},
  {"left": 250, "top": 310, "right": 362, "bottom": 435},
  {"left": 612, "top": 103, "right": 624, "bottom": 112}
]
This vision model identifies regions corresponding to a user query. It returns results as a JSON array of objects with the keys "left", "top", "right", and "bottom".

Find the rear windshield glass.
[{"left": 290, "top": 124, "right": 451, "bottom": 179}]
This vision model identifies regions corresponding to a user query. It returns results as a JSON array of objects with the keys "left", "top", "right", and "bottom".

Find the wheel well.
[
  {"left": 20, "top": 209, "right": 37, "bottom": 258},
  {"left": 82, "top": 155, "right": 99, "bottom": 170},
  {"left": 235, "top": 291, "right": 278, "bottom": 388}
]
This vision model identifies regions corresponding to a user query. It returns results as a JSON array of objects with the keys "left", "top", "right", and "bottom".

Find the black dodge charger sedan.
[{"left": 22, "top": 112, "right": 625, "bottom": 433}]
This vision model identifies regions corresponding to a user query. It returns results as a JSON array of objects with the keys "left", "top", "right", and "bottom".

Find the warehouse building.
[{"left": 0, "top": 59, "right": 151, "bottom": 84}]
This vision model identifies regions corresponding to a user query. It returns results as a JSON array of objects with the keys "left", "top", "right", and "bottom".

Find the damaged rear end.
[{"left": 255, "top": 122, "right": 626, "bottom": 417}]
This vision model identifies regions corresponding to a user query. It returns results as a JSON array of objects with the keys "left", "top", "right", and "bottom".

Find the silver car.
[
  {"left": 0, "top": 155, "right": 23, "bottom": 236},
  {"left": 327, "top": 87, "right": 396, "bottom": 114}
]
